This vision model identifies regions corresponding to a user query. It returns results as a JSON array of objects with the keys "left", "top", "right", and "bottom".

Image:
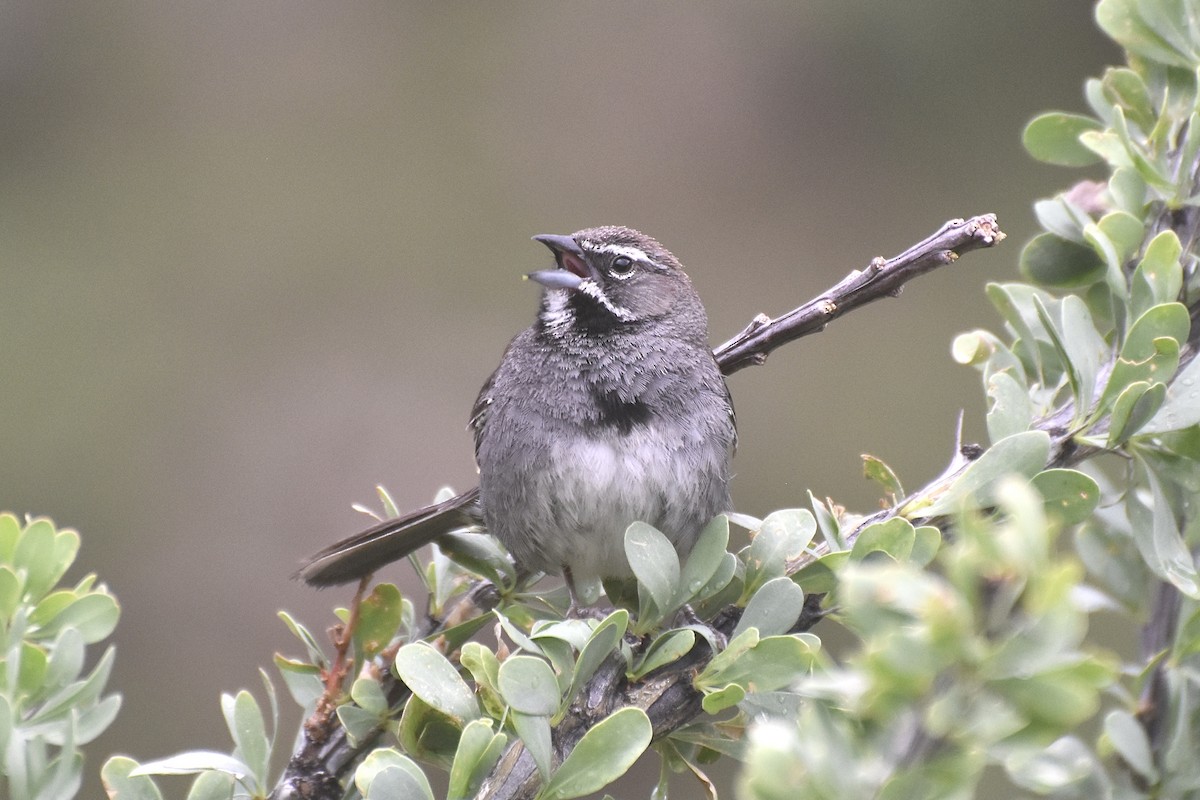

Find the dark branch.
[
  {"left": 269, "top": 215, "right": 1005, "bottom": 800},
  {"left": 714, "top": 214, "right": 1005, "bottom": 374}
]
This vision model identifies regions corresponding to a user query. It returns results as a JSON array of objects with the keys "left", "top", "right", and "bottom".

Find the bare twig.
[
  {"left": 269, "top": 215, "right": 1005, "bottom": 800},
  {"left": 715, "top": 214, "right": 1005, "bottom": 374},
  {"left": 1137, "top": 578, "right": 1182, "bottom": 758}
]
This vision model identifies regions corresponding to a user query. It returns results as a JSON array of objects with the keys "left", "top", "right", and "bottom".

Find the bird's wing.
[{"left": 469, "top": 367, "right": 498, "bottom": 462}]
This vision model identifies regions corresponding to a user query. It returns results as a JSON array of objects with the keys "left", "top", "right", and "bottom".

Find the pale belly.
[{"left": 484, "top": 424, "right": 728, "bottom": 581}]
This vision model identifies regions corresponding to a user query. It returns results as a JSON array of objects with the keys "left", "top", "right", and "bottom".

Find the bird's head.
[{"left": 528, "top": 226, "right": 703, "bottom": 336}]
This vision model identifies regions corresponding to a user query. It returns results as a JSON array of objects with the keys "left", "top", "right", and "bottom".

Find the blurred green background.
[{"left": 1, "top": 1, "right": 1118, "bottom": 794}]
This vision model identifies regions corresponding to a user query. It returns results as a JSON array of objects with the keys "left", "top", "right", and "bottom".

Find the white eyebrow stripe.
[{"left": 581, "top": 242, "right": 652, "bottom": 263}]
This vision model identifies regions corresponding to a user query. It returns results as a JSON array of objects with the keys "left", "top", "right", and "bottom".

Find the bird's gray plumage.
[
  {"left": 299, "top": 226, "right": 735, "bottom": 596},
  {"left": 473, "top": 226, "right": 735, "bottom": 582}
]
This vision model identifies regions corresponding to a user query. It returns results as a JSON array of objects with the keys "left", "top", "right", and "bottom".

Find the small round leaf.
[
  {"left": 540, "top": 707, "right": 652, "bottom": 800},
  {"left": 394, "top": 643, "right": 480, "bottom": 724},
  {"left": 497, "top": 655, "right": 560, "bottom": 716},
  {"left": 1020, "top": 233, "right": 1104, "bottom": 288},
  {"left": 1023, "top": 113, "right": 1104, "bottom": 166}
]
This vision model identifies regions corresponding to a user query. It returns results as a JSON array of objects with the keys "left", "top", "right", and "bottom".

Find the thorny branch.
[
  {"left": 269, "top": 214, "right": 1005, "bottom": 800},
  {"left": 715, "top": 214, "right": 1004, "bottom": 374}
]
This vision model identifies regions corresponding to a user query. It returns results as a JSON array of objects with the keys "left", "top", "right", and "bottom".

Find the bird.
[{"left": 298, "top": 226, "right": 736, "bottom": 611}]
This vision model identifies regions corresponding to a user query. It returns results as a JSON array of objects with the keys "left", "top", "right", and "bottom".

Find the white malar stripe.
[
  {"left": 578, "top": 280, "right": 635, "bottom": 320},
  {"left": 539, "top": 281, "right": 636, "bottom": 330}
]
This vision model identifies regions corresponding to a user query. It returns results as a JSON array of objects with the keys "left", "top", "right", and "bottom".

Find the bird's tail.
[{"left": 297, "top": 487, "right": 483, "bottom": 586}]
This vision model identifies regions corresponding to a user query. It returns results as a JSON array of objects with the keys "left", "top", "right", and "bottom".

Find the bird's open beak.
[{"left": 528, "top": 234, "right": 592, "bottom": 290}]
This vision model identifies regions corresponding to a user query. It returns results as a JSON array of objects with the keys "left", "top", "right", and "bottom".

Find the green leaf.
[
  {"left": 44, "top": 626, "right": 85, "bottom": 694},
  {"left": 1033, "top": 197, "right": 1090, "bottom": 242},
  {"left": 1102, "top": 66, "right": 1155, "bottom": 131},
  {"left": 512, "top": 710, "right": 553, "bottom": 782},
  {"left": 0, "top": 513, "right": 20, "bottom": 564},
  {"left": 1104, "top": 709, "right": 1158, "bottom": 782},
  {"left": 460, "top": 641, "right": 501, "bottom": 693},
  {"left": 397, "top": 694, "right": 464, "bottom": 767},
  {"left": 850, "top": 517, "right": 916, "bottom": 563},
  {"left": 696, "top": 633, "right": 818, "bottom": 694},
  {"left": 994, "top": 667, "right": 1106, "bottom": 731},
  {"left": 563, "top": 610, "right": 627, "bottom": 710},
  {"left": 498, "top": 655, "right": 561, "bottom": 716},
  {"left": 1022, "top": 113, "right": 1104, "bottom": 166},
  {"left": 809, "top": 491, "right": 842, "bottom": 550},
  {"left": 274, "top": 656, "right": 323, "bottom": 710},
  {"left": 355, "top": 750, "right": 434, "bottom": 800},
  {"left": 394, "top": 643, "right": 480, "bottom": 724},
  {"left": 448, "top": 719, "right": 507, "bottom": 800},
  {"left": 277, "top": 610, "right": 328, "bottom": 669},
  {"left": 101, "top": 757, "right": 165, "bottom": 800},
  {"left": 1131, "top": 230, "right": 1183, "bottom": 319},
  {"left": 338, "top": 703, "right": 386, "bottom": 747},
  {"left": 16, "top": 640, "right": 48, "bottom": 697},
  {"left": 1102, "top": 337, "right": 1181, "bottom": 417},
  {"left": 986, "top": 283, "right": 1048, "bottom": 380},
  {"left": 1144, "top": 351, "right": 1200, "bottom": 433},
  {"left": 438, "top": 531, "right": 516, "bottom": 588},
  {"left": 535, "top": 618, "right": 590, "bottom": 681},
  {"left": 911, "top": 526, "right": 942, "bottom": 567},
  {"left": 1035, "top": 295, "right": 1085, "bottom": 409},
  {"left": 951, "top": 329, "right": 998, "bottom": 366},
  {"left": 1060, "top": 295, "right": 1108, "bottom": 420},
  {"left": 366, "top": 767, "right": 432, "bottom": 799},
  {"left": 185, "top": 771, "right": 235, "bottom": 800},
  {"left": 690, "top": 552, "right": 738, "bottom": 609},
  {"left": 1108, "top": 380, "right": 1167, "bottom": 446},
  {"left": 1133, "top": 463, "right": 1200, "bottom": 598},
  {"left": 624, "top": 522, "right": 680, "bottom": 621},
  {"left": 131, "top": 751, "right": 251, "bottom": 779},
  {"left": 1075, "top": 521, "right": 1148, "bottom": 610},
  {"left": 1099, "top": 303, "right": 1189, "bottom": 413},
  {"left": 222, "top": 690, "right": 269, "bottom": 786},
  {"left": 1019, "top": 233, "right": 1105, "bottom": 288},
  {"left": 1097, "top": 0, "right": 1195, "bottom": 67},
  {"left": 350, "top": 676, "right": 388, "bottom": 716},
  {"left": 260, "top": 667, "right": 282, "bottom": 746},
  {"left": 1080, "top": 129, "right": 1135, "bottom": 172},
  {"left": 13, "top": 518, "right": 60, "bottom": 601},
  {"left": 77, "top": 693, "right": 122, "bottom": 745},
  {"left": 1109, "top": 166, "right": 1148, "bottom": 215},
  {"left": 40, "top": 591, "right": 120, "bottom": 644},
  {"left": 630, "top": 629, "right": 696, "bottom": 679},
  {"left": 1005, "top": 737, "right": 1097, "bottom": 792},
  {"left": 733, "top": 577, "right": 805, "bottom": 639},
  {"left": 540, "top": 707, "right": 652, "bottom": 800},
  {"left": 699, "top": 683, "right": 745, "bottom": 714},
  {"left": 986, "top": 371, "right": 1034, "bottom": 443},
  {"left": 918, "top": 431, "right": 1051, "bottom": 516},
  {"left": 743, "top": 509, "right": 816, "bottom": 598},
  {"left": 791, "top": 550, "right": 849, "bottom": 594},
  {"left": 31, "top": 644, "right": 116, "bottom": 724},
  {"left": 0, "top": 566, "right": 19, "bottom": 620},
  {"left": 354, "top": 583, "right": 404, "bottom": 658},
  {"left": 1123, "top": 302, "right": 1191, "bottom": 361},
  {"left": 676, "top": 515, "right": 730, "bottom": 605},
  {"left": 862, "top": 455, "right": 904, "bottom": 500},
  {"left": 1031, "top": 469, "right": 1101, "bottom": 525},
  {"left": 1096, "top": 210, "right": 1145, "bottom": 265}
]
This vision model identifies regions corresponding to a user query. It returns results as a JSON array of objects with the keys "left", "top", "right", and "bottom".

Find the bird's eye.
[{"left": 610, "top": 255, "right": 635, "bottom": 275}]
